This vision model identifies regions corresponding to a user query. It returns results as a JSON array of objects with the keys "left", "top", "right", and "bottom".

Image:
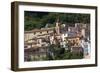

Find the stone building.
[{"left": 24, "top": 18, "right": 90, "bottom": 61}]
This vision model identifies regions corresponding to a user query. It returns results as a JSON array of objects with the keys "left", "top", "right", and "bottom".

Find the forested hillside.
[{"left": 24, "top": 11, "right": 90, "bottom": 31}]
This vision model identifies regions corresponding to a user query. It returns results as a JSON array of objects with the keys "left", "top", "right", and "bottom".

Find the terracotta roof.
[
  {"left": 25, "top": 27, "right": 54, "bottom": 33},
  {"left": 66, "top": 36, "right": 81, "bottom": 39},
  {"left": 24, "top": 46, "right": 48, "bottom": 50},
  {"left": 24, "top": 42, "right": 37, "bottom": 45}
]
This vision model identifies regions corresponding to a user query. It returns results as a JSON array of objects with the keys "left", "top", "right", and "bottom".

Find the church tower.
[{"left": 55, "top": 18, "right": 60, "bottom": 35}]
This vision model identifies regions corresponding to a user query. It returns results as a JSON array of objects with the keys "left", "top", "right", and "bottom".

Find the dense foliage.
[
  {"left": 46, "top": 44, "right": 83, "bottom": 60},
  {"left": 24, "top": 11, "right": 90, "bottom": 31}
]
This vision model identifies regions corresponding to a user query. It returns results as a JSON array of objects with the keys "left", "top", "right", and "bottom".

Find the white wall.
[{"left": 0, "top": 0, "right": 99, "bottom": 73}]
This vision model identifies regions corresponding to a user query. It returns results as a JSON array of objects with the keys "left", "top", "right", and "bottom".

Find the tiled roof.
[{"left": 25, "top": 27, "right": 54, "bottom": 33}]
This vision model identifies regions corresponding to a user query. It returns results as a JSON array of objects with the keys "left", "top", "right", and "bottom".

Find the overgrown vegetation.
[{"left": 46, "top": 44, "right": 83, "bottom": 60}]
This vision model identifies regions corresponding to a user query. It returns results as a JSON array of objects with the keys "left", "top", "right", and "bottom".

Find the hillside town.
[{"left": 24, "top": 19, "right": 90, "bottom": 61}]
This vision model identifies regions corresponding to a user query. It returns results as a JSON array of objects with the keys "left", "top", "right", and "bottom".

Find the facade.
[{"left": 24, "top": 28, "right": 54, "bottom": 42}]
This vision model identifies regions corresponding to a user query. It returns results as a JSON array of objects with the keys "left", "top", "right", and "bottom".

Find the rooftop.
[{"left": 25, "top": 27, "right": 54, "bottom": 33}]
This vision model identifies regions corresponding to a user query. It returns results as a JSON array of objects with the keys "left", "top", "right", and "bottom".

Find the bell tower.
[{"left": 55, "top": 18, "right": 60, "bottom": 35}]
